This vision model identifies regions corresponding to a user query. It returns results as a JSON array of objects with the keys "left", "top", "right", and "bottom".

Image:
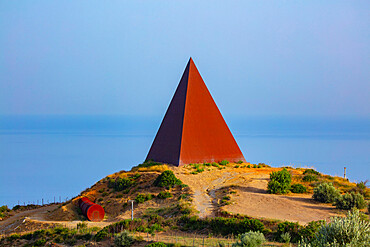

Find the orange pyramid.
[{"left": 146, "top": 58, "right": 245, "bottom": 166}]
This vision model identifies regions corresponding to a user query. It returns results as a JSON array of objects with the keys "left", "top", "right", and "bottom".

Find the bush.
[
  {"left": 237, "top": 160, "right": 244, "bottom": 164},
  {"left": 95, "top": 228, "right": 110, "bottom": 241},
  {"left": 334, "top": 192, "right": 366, "bottom": 210},
  {"left": 303, "top": 169, "right": 320, "bottom": 176},
  {"left": 0, "top": 205, "right": 10, "bottom": 212},
  {"left": 180, "top": 216, "right": 265, "bottom": 236},
  {"left": 302, "top": 174, "right": 318, "bottom": 182},
  {"left": 312, "top": 183, "right": 340, "bottom": 203},
  {"left": 280, "top": 232, "right": 291, "bottom": 243},
  {"left": 114, "top": 231, "right": 135, "bottom": 247},
  {"left": 157, "top": 191, "right": 172, "bottom": 199},
  {"left": 219, "top": 160, "right": 229, "bottom": 166},
  {"left": 267, "top": 168, "right": 291, "bottom": 194},
  {"left": 146, "top": 242, "right": 168, "bottom": 247},
  {"left": 298, "top": 209, "right": 370, "bottom": 247},
  {"left": 138, "top": 160, "right": 163, "bottom": 168},
  {"left": 153, "top": 170, "right": 182, "bottom": 188},
  {"left": 109, "top": 177, "right": 134, "bottom": 191},
  {"left": 291, "top": 184, "right": 307, "bottom": 193},
  {"left": 276, "top": 221, "right": 300, "bottom": 243},
  {"left": 232, "top": 231, "right": 266, "bottom": 247},
  {"left": 7, "top": 234, "right": 20, "bottom": 241},
  {"left": 135, "top": 193, "right": 153, "bottom": 203},
  {"left": 34, "top": 238, "right": 47, "bottom": 246}
]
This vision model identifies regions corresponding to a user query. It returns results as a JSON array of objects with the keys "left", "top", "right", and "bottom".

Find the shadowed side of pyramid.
[
  {"left": 146, "top": 58, "right": 245, "bottom": 166},
  {"left": 145, "top": 61, "right": 190, "bottom": 165}
]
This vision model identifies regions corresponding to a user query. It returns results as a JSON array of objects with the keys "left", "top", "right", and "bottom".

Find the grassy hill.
[{"left": 1, "top": 161, "right": 369, "bottom": 246}]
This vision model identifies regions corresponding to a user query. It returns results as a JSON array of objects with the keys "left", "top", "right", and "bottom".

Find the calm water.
[{"left": 0, "top": 115, "right": 369, "bottom": 207}]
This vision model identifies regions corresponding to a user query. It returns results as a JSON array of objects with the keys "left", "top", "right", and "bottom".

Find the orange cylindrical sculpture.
[{"left": 78, "top": 197, "right": 105, "bottom": 222}]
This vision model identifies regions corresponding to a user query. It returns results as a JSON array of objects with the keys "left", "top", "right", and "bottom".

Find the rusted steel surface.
[
  {"left": 146, "top": 58, "right": 245, "bottom": 166},
  {"left": 78, "top": 197, "right": 105, "bottom": 222}
]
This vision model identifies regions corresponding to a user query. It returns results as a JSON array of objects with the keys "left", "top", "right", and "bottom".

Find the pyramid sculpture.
[{"left": 146, "top": 58, "right": 245, "bottom": 166}]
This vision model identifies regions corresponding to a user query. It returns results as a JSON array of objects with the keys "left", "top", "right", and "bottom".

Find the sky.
[{"left": 0, "top": 1, "right": 369, "bottom": 118}]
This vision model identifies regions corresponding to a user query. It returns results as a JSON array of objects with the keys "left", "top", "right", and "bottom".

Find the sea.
[{"left": 0, "top": 115, "right": 369, "bottom": 208}]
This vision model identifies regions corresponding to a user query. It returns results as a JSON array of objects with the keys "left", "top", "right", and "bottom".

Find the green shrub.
[
  {"left": 247, "top": 165, "right": 251, "bottom": 168},
  {"left": 153, "top": 170, "right": 182, "bottom": 188},
  {"left": 280, "top": 232, "right": 291, "bottom": 243},
  {"left": 138, "top": 160, "right": 163, "bottom": 168},
  {"left": 267, "top": 168, "right": 291, "bottom": 194},
  {"left": 135, "top": 193, "right": 153, "bottom": 203},
  {"left": 109, "top": 177, "right": 134, "bottom": 191},
  {"left": 180, "top": 216, "right": 264, "bottom": 236},
  {"left": 34, "top": 238, "right": 47, "bottom": 246},
  {"left": 0, "top": 205, "right": 10, "bottom": 212},
  {"left": 291, "top": 184, "right": 307, "bottom": 193},
  {"left": 77, "top": 222, "right": 88, "bottom": 229},
  {"left": 334, "top": 192, "right": 366, "bottom": 210},
  {"left": 302, "top": 174, "right": 318, "bottom": 182},
  {"left": 303, "top": 169, "right": 320, "bottom": 176},
  {"left": 298, "top": 209, "right": 370, "bottom": 247},
  {"left": 114, "top": 231, "right": 134, "bottom": 247},
  {"left": 7, "top": 234, "right": 20, "bottom": 241},
  {"left": 312, "top": 183, "right": 340, "bottom": 203},
  {"left": 219, "top": 160, "right": 229, "bottom": 166},
  {"left": 95, "top": 228, "right": 110, "bottom": 241},
  {"left": 276, "top": 221, "right": 300, "bottom": 243},
  {"left": 146, "top": 242, "right": 168, "bottom": 247},
  {"left": 157, "top": 191, "right": 172, "bottom": 199},
  {"left": 231, "top": 231, "right": 266, "bottom": 247},
  {"left": 237, "top": 160, "right": 244, "bottom": 164}
]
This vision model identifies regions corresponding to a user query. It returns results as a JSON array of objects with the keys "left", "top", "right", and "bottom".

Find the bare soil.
[{"left": 174, "top": 166, "right": 340, "bottom": 224}]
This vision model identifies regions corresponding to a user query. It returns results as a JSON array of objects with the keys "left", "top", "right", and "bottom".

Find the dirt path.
[
  {"left": 175, "top": 167, "right": 339, "bottom": 224},
  {"left": 0, "top": 204, "right": 110, "bottom": 236}
]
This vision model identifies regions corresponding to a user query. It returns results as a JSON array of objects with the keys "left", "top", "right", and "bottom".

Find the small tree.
[
  {"left": 312, "top": 183, "right": 340, "bottom": 203},
  {"left": 267, "top": 168, "right": 291, "bottom": 194}
]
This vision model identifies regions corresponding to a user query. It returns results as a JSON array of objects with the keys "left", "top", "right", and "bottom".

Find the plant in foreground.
[
  {"left": 232, "top": 231, "right": 266, "bottom": 247},
  {"left": 114, "top": 230, "right": 135, "bottom": 247},
  {"left": 298, "top": 209, "right": 370, "bottom": 247},
  {"left": 312, "top": 182, "right": 340, "bottom": 203},
  {"left": 334, "top": 192, "right": 366, "bottom": 210}
]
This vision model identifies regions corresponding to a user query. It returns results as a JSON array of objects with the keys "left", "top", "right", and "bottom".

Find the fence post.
[{"left": 203, "top": 237, "right": 205, "bottom": 247}]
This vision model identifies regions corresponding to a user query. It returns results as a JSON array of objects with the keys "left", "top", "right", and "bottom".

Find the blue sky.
[{"left": 1, "top": 1, "right": 369, "bottom": 117}]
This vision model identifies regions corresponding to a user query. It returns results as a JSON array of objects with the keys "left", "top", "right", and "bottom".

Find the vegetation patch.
[
  {"left": 135, "top": 193, "right": 154, "bottom": 203},
  {"left": 298, "top": 209, "right": 370, "bottom": 247},
  {"left": 290, "top": 183, "right": 307, "bottom": 193},
  {"left": 312, "top": 182, "right": 340, "bottom": 203},
  {"left": 180, "top": 216, "right": 265, "bottom": 236},
  {"left": 153, "top": 170, "right": 182, "bottom": 188},
  {"left": 109, "top": 177, "right": 134, "bottom": 192},
  {"left": 302, "top": 174, "right": 319, "bottom": 182},
  {"left": 267, "top": 168, "right": 291, "bottom": 194},
  {"left": 334, "top": 192, "right": 366, "bottom": 210},
  {"left": 232, "top": 231, "right": 266, "bottom": 247},
  {"left": 157, "top": 191, "right": 173, "bottom": 199}
]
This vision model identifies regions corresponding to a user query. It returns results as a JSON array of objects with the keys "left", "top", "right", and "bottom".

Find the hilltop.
[{"left": 1, "top": 161, "right": 369, "bottom": 246}]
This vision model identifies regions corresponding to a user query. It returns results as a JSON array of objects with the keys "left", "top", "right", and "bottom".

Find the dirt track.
[
  {"left": 174, "top": 167, "right": 339, "bottom": 224},
  {"left": 0, "top": 205, "right": 110, "bottom": 236}
]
